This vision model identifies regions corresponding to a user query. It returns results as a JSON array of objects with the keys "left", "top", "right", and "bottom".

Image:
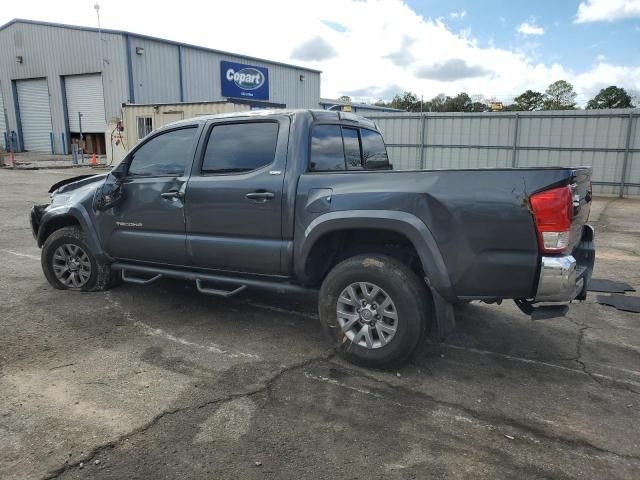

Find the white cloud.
[
  {"left": 575, "top": 0, "right": 640, "bottom": 23},
  {"left": 2, "top": 0, "right": 639, "bottom": 105},
  {"left": 449, "top": 10, "right": 467, "bottom": 19},
  {"left": 291, "top": 37, "right": 337, "bottom": 61},
  {"left": 573, "top": 63, "right": 640, "bottom": 103},
  {"left": 517, "top": 22, "right": 545, "bottom": 35}
]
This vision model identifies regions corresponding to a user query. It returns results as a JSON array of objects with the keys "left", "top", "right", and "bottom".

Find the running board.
[{"left": 111, "top": 262, "right": 317, "bottom": 296}]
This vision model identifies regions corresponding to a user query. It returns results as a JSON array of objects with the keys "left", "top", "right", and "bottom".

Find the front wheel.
[
  {"left": 41, "top": 226, "right": 113, "bottom": 291},
  {"left": 318, "top": 254, "right": 431, "bottom": 368}
]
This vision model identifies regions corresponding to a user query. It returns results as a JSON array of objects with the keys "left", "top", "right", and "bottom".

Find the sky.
[{"left": 2, "top": 0, "right": 640, "bottom": 105}]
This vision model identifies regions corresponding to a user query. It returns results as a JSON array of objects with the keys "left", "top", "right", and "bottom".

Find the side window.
[
  {"left": 128, "top": 127, "right": 197, "bottom": 177},
  {"left": 202, "top": 122, "right": 279, "bottom": 174},
  {"left": 342, "top": 127, "right": 362, "bottom": 170},
  {"left": 360, "top": 129, "right": 390, "bottom": 170},
  {"left": 310, "top": 125, "right": 345, "bottom": 171},
  {"left": 137, "top": 116, "right": 153, "bottom": 140}
]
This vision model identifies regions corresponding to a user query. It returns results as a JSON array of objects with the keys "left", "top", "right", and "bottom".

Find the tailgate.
[{"left": 568, "top": 167, "right": 592, "bottom": 253}]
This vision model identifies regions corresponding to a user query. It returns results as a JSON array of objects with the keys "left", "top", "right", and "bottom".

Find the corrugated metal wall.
[
  {"left": 129, "top": 37, "right": 182, "bottom": 104},
  {"left": 366, "top": 109, "right": 640, "bottom": 197}
]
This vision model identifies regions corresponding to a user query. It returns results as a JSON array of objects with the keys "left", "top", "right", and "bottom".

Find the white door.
[
  {"left": 0, "top": 84, "right": 7, "bottom": 149},
  {"left": 65, "top": 74, "right": 106, "bottom": 133},
  {"left": 16, "top": 78, "right": 53, "bottom": 152}
]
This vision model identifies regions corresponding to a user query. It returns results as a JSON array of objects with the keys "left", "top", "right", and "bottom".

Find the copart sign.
[{"left": 221, "top": 61, "right": 269, "bottom": 101}]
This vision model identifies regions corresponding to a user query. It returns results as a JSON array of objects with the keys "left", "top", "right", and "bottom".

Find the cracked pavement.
[{"left": 1, "top": 168, "right": 639, "bottom": 479}]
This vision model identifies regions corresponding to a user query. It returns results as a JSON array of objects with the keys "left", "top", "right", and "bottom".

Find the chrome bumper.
[{"left": 535, "top": 255, "right": 583, "bottom": 302}]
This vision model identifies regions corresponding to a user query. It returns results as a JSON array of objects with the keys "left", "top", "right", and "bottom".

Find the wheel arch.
[
  {"left": 295, "top": 210, "right": 455, "bottom": 302},
  {"left": 37, "top": 206, "right": 108, "bottom": 261}
]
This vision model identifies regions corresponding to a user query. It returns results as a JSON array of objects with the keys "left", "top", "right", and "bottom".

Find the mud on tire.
[{"left": 318, "top": 254, "right": 431, "bottom": 368}]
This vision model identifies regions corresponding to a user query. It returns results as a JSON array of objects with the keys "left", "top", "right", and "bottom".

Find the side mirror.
[
  {"left": 110, "top": 160, "right": 129, "bottom": 179},
  {"left": 93, "top": 172, "right": 125, "bottom": 211}
]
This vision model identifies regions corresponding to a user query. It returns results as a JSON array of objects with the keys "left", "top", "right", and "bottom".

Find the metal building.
[{"left": 0, "top": 19, "right": 321, "bottom": 155}]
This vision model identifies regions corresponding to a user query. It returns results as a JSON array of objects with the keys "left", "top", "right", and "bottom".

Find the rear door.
[
  {"left": 99, "top": 125, "right": 200, "bottom": 266},
  {"left": 184, "top": 116, "right": 290, "bottom": 275}
]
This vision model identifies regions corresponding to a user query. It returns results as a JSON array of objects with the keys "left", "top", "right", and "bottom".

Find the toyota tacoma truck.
[{"left": 31, "top": 109, "right": 595, "bottom": 368}]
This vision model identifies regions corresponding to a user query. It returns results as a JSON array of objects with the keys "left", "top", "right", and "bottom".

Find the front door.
[
  {"left": 184, "top": 117, "right": 289, "bottom": 275},
  {"left": 98, "top": 125, "right": 200, "bottom": 266}
]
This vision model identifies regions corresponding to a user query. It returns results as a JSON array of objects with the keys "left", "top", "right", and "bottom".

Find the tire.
[
  {"left": 41, "top": 226, "right": 113, "bottom": 292},
  {"left": 318, "top": 254, "right": 431, "bottom": 368}
]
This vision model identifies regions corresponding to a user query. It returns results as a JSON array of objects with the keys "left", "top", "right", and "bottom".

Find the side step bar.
[
  {"left": 121, "top": 270, "right": 163, "bottom": 285},
  {"left": 112, "top": 262, "right": 317, "bottom": 297},
  {"left": 195, "top": 279, "right": 246, "bottom": 298}
]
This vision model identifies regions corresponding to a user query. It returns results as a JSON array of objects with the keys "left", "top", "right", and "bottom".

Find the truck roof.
[{"left": 167, "top": 109, "right": 377, "bottom": 130}]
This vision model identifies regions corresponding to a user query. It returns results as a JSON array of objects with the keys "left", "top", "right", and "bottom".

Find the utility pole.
[{"left": 94, "top": 3, "right": 107, "bottom": 67}]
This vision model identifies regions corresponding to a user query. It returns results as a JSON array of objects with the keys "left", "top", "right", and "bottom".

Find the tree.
[
  {"left": 427, "top": 93, "right": 448, "bottom": 112},
  {"left": 513, "top": 90, "right": 544, "bottom": 111},
  {"left": 469, "top": 101, "right": 489, "bottom": 112},
  {"left": 444, "top": 92, "right": 473, "bottom": 112},
  {"left": 388, "top": 91, "right": 421, "bottom": 112},
  {"left": 543, "top": 80, "right": 577, "bottom": 110},
  {"left": 586, "top": 86, "right": 635, "bottom": 109}
]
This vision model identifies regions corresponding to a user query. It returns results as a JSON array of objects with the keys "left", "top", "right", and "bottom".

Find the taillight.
[{"left": 530, "top": 185, "right": 573, "bottom": 253}]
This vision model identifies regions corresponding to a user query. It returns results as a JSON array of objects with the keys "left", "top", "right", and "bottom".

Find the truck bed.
[{"left": 296, "top": 166, "right": 592, "bottom": 300}]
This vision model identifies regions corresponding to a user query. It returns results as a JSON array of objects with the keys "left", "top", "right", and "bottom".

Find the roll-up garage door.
[
  {"left": 65, "top": 74, "right": 106, "bottom": 133},
  {"left": 0, "top": 84, "right": 7, "bottom": 148},
  {"left": 16, "top": 78, "right": 53, "bottom": 152}
]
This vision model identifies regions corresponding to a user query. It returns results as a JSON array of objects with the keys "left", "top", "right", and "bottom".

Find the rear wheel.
[
  {"left": 41, "top": 226, "right": 113, "bottom": 291},
  {"left": 318, "top": 254, "right": 431, "bottom": 368}
]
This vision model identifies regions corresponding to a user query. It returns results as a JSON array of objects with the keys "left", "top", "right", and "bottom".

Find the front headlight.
[{"left": 50, "top": 193, "right": 72, "bottom": 205}]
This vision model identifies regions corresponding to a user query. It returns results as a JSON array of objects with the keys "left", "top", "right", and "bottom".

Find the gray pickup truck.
[{"left": 31, "top": 109, "right": 595, "bottom": 368}]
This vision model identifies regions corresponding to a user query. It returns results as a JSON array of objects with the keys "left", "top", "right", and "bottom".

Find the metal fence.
[{"left": 365, "top": 109, "right": 640, "bottom": 197}]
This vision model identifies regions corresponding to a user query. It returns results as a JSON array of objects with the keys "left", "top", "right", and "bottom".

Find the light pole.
[{"left": 94, "top": 3, "right": 106, "bottom": 67}]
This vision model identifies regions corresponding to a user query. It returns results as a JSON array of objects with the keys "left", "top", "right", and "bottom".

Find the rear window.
[
  {"left": 360, "top": 128, "right": 390, "bottom": 170},
  {"left": 202, "top": 122, "right": 279, "bottom": 174},
  {"left": 309, "top": 125, "right": 390, "bottom": 172},
  {"left": 309, "top": 125, "right": 345, "bottom": 171},
  {"left": 343, "top": 127, "right": 363, "bottom": 170}
]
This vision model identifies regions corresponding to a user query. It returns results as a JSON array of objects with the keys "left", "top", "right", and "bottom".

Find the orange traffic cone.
[{"left": 90, "top": 153, "right": 97, "bottom": 165}]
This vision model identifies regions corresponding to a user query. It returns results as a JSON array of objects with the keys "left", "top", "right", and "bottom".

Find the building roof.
[
  {"left": 0, "top": 18, "right": 322, "bottom": 74},
  {"left": 320, "top": 98, "right": 404, "bottom": 112}
]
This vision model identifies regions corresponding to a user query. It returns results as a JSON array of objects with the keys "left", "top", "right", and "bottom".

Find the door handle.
[
  {"left": 161, "top": 190, "right": 185, "bottom": 200},
  {"left": 245, "top": 191, "right": 275, "bottom": 202}
]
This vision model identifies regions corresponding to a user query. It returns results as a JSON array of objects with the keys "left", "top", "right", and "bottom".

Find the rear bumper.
[{"left": 534, "top": 225, "right": 595, "bottom": 303}]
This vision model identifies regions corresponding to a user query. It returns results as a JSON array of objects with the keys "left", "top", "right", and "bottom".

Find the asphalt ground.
[{"left": 1, "top": 168, "right": 639, "bottom": 479}]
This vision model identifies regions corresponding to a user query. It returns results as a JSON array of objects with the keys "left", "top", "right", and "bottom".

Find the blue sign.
[{"left": 220, "top": 61, "right": 269, "bottom": 101}]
